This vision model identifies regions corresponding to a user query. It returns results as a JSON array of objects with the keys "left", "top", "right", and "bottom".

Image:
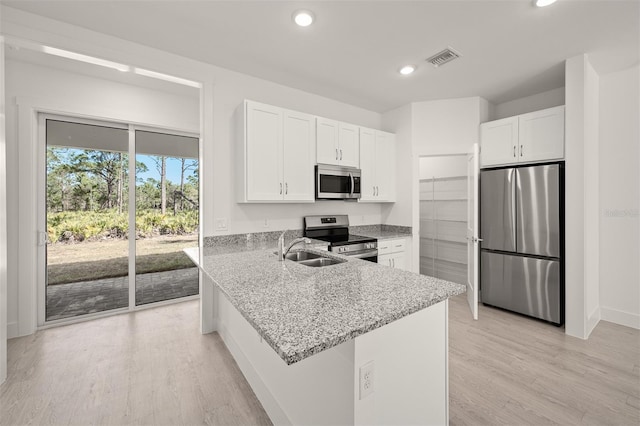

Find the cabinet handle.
[
  {"left": 392, "top": 258, "right": 395, "bottom": 268},
  {"left": 376, "top": 186, "right": 379, "bottom": 196},
  {"left": 373, "top": 186, "right": 376, "bottom": 196},
  {"left": 280, "top": 183, "right": 282, "bottom": 195},
  {"left": 513, "top": 146, "right": 516, "bottom": 157},
  {"left": 340, "top": 149, "right": 343, "bottom": 160},
  {"left": 336, "top": 148, "right": 339, "bottom": 160},
  {"left": 285, "top": 182, "right": 288, "bottom": 195},
  {"left": 520, "top": 144, "right": 523, "bottom": 157}
]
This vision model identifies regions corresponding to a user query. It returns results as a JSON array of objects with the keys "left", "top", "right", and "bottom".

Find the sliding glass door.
[
  {"left": 43, "top": 116, "right": 199, "bottom": 322},
  {"left": 135, "top": 130, "right": 199, "bottom": 306}
]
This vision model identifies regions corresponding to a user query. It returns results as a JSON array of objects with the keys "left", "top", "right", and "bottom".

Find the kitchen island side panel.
[{"left": 214, "top": 284, "right": 448, "bottom": 426}]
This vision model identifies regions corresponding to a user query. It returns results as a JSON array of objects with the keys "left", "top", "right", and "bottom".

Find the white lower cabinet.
[{"left": 378, "top": 238, "right": 408, "bottom": 271}]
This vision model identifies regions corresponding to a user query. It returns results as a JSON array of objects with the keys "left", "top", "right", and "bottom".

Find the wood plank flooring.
[
  {"left": 1, "top": 296, "right": 638, "bottom": 425},
  {"left": 448, "top": 294, "right": 640, "bottom": 426},
  {"left": 0, "top": 301, "right": 272, "bottom": 426}
]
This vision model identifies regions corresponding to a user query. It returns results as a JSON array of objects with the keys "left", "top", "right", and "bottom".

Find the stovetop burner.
[{"left": 303, "top": 215, "right": 378, "bottom": 257}]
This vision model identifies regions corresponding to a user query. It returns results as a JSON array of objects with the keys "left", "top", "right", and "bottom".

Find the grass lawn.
[{"left": 47, "top": 234, "right": 198, "bottom": 285}]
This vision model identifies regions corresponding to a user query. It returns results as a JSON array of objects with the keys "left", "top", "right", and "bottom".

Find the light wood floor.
[
  {"left": 449, "top": 294, "right": 640, "bottom": 425},
  {"left": 1, "top": 296, "right": 638, "bottom": 425},
  {"left": 0, "top": 301, "right": 272, "bottom": 426}
]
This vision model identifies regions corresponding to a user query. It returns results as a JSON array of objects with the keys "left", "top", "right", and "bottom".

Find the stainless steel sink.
[
  {"left": 284, "top": 251, "right": 324, "bottom": 261},
  {"left": 281, "top": 250, "right": 346, "bottom": 267},
  {"left": 297, "top": 257, "right": 345, "bottom": 267}
]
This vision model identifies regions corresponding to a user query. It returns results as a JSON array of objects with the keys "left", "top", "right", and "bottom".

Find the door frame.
[
  {"left": 37, "top": 113, "right": 200, "bottom": 327},
  {"left": 416, "top": 151, "right": 478, "bottom": 319}
]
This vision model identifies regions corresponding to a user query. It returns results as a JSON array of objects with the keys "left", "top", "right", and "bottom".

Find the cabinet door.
[
  {"left": 518, "top": 105, "right": 564, "bottom": 163},
  {"left": 480, "top": 116, "right": 518, "bottom": 167},
  {"left": 246, "top": 102, "right": 283, "bottom": 201},
  {"left": 391, "top": 252, "right": 406, "bottom": 271},
  {"left": 338, "top": 122, "right": 360, "bottom": 167},
  {"left": 283, "top": 110, "right": 315, "bottom": 201},
  {"left": 316, "top": 118, "right": 339, "bottom": 165},
  {"left": 378, "top": 254, "right": 392, "bottom": 267},
  {"left": 359, "top": 127, "right": 376, "bottom": 201},
  {"left": 375, "top": 131, "right": 395, "bottom": 202}
]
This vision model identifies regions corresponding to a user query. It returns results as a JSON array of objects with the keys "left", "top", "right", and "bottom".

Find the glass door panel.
[
  {"left": 45, "top": 119, "right": 129, "bottom": 321},
  {"left": 134, "top": 130, "right": 199, "bottom": 305}
]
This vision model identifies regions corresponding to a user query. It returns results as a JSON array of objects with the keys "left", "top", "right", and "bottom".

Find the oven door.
[
  {"left": 346, "top": 249, "right": 378, "bottom": 263},
  {"left": 316, "top": 164, "right": 361, "bottom": 200}
]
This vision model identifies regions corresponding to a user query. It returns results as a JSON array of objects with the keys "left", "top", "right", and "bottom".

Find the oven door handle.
[{"left": 347, "top": 250, "right": 378, "bottom": 259}]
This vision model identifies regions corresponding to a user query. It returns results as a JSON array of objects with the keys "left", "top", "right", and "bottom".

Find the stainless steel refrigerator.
[{"left": 480, "top": 163, "right": 564, "bottom": 325}]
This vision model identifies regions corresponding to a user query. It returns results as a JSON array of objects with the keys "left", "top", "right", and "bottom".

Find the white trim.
[
  {"left": 37, "top": 295, "right": 199, "bottom": 331},
  {"left": 586, "top": 305, "right": 601, "bottom": 338},
  {"left": 128, "top": 125, "right": 136, "bottom": 310},
  {"left": 601, "top": 306, "right": 640, "bottom": 330},
  {"left": 7, "top": 322, "right": 18, "bottom": 340}
]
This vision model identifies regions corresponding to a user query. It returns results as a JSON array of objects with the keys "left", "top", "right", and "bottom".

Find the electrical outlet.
[
  {"left": 215, "top": 217, "right": 228, "bottom": 231},
  {"left": 359, "top": 361, "right": 375, "bottom": 400}
]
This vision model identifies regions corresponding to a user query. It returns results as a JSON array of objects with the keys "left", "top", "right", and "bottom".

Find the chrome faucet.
[{"left": 277, "top": 230, "right": 311, "bottom": 261}]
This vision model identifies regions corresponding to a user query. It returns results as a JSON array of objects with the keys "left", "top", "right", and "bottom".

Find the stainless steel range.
[{"left": 303, "top": 215, "right": 378, "bottom": 262}]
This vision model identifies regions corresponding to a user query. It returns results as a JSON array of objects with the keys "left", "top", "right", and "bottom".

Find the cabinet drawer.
[{"left": 378, "top": 238, "right": 405, "bottom": 255}]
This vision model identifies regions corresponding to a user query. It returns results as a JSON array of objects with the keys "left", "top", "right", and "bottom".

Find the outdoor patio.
[{"left": 46, "top": 267, "right": 199, "bottom": 321}]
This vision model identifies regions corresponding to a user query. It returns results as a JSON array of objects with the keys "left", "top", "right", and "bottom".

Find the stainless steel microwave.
[{"left": 315, "top": 164, "right": 361, "bottom": 200}]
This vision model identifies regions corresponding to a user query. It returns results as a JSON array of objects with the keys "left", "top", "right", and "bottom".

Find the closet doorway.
[{"left": 419, "top": 154, "right": 469, "bottom": 285}]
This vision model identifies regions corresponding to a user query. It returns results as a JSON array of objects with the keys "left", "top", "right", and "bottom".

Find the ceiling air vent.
[{"left": 426, "top": 47, "right": 461, "bottom": 68}]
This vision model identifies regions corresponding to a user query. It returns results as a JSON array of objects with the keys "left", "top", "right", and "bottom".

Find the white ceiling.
[{"left": 3, "top": 0, "right": 639, "bottom": 112}]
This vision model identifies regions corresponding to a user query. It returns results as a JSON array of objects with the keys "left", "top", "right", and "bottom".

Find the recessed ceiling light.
[
  {"left": 399, "top": 65, "right": 416, "bottom": 75},
  {"left": 293, "top": 10, "right": 314, "bottom": 27},
  {"left": 535, "top": 0, "right": 557, "bottom": 7}
]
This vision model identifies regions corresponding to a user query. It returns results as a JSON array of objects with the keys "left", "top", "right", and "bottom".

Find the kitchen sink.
[
  {"left": 297, "top": 257, "right": 345, "bottom": 267},
  {"left": 284, "top": 251, "right": 324, "bottom": 261},
  {"left": 280, "top": 250, "right": 347, "bottom": 267}
]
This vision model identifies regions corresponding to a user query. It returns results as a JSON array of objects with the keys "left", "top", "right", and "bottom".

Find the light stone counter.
[{"left": 185, "top": 241, "right": 464, "bottom": 365}]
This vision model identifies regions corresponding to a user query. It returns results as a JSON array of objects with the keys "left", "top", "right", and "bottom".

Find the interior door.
[{"left": 466, "top": 144, "right": 480, "bottom": 320}]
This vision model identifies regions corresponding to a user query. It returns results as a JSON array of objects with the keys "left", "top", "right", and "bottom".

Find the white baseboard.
[
  {"left": 586, "top": 306, "right": 601, "bottom": 339},
  {"left": 7, "top": 321, "right": 18, "bottom": 339},
  {"left": 601, "top": 306, "right": 640, "bottom": 330}
]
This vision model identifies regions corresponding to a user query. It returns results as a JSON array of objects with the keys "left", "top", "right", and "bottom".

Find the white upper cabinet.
[
  {"left": 316, "top": 117, "right": 359, "bottom": 167},
  {"left": 359, "top": 128, "right": 396, "bottom": 202},
  {"left": 375, "top": 131, "right": 396, "bottom": 201},
  {"left": 316, "top": 118, "right": 339, "bottom": 165},
  {"left": 480, "top": 116, "right": 519, "bottom": 167},
  {"left": 238, "top": 100, "right": 315, "bottom": 203},
  {"left": 518, "top": 106, "right": 565, "bottom": 163},
  {"left": 480, "top": 105, "right": 564, "bottom": 168},
  {"left": 283, "top": 109, "right": 316, "bottom": 201}
]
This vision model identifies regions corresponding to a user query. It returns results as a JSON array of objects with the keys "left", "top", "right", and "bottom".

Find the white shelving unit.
[{"left": 419, "top": 176, "right": 467, "bottom": 285}]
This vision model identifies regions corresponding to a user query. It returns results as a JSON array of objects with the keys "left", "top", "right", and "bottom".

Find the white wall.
[
  {"left": 419, "top": 156, "right": 467, "bottom": 180},
  {"left": 2, "top": 6, "right": 385, "bottom": 338},
  {"left": 382, "top": 97, "right": 488, "bottom": 273},
  {"left": 412, "top": 97, "right": 488, "bottom": 157},
  {"left": 493, "top": 87, "right": 565, "bottom": 120},
  {"left": 564, "top": 54, "right": 601, "bottom": 339},
  {"left": 599, "top": 64, "right": 640, "bottom": 329}
]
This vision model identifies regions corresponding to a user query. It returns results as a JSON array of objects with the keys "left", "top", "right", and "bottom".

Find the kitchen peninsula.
[{"left": 185, "top": 235, "right": 464, "bottom": 425}]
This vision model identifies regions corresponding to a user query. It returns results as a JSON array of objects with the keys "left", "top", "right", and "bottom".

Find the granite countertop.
[
  {"left": 349, "top": 224, "right": 412, "bottom": 240},
  {"left": 186, "top": 242, "right": 464, "bottom": 365}
]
